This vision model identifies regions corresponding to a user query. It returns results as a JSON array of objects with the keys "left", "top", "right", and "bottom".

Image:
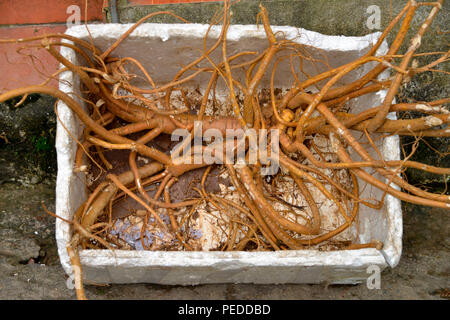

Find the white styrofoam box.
[{"left": 55, "top": 23, "right": 401, "bottom": 285}]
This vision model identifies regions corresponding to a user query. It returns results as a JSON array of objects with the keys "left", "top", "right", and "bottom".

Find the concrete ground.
[{"left": 0, "top": 181, "right": 448, "bottom": 300}]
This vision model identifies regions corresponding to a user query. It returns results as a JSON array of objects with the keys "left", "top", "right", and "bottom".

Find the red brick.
[
  {"left": 129, "top": 0, "right": 154, "bottom": 4},
  {"left": 0, "top": 0, "right": 105, "bottom": 25},
  {"left": 129, "top": 0, "right": 220, "bottom": 4},
  {"left": 0, "top": 25, "right": 67, "bottom": 92}
]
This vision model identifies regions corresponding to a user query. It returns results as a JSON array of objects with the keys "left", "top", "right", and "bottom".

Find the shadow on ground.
[{"left": 0, "top": 182, "right": 448, "bottom": 300}]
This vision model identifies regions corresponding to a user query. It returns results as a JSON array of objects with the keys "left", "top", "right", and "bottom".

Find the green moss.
[
  {"left": 0, "top": 95, "right": 57, "bottom": 185},
  {"left": 31, "top": 135, "right": 51, "bottom": 152}
]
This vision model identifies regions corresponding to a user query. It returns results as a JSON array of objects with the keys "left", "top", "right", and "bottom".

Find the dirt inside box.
[{"left": 84, "top": 88, "right": 356, "bottom": 252}]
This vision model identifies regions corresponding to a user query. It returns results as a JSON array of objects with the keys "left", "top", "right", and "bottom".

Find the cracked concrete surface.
[{"left": 0, "top": 182, "right": 448, "bottom": 300}]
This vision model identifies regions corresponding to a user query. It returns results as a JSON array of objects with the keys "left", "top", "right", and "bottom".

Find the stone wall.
[{"left": 0, "top": 0, "right": 448, "bottom": 186}]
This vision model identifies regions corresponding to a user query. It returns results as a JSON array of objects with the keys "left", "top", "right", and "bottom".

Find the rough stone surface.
[
  {"left": 117, "top": 0, "right": 448, "bottom": 49},
  {"left": 0, "top": 229, "right": 40, "bottom": 264},
  {"left": 0, "top": 183, "right": 59, "bottom": 266},
  {"left": 0, "top": 94, "right": 57, "bottom": 186}
]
